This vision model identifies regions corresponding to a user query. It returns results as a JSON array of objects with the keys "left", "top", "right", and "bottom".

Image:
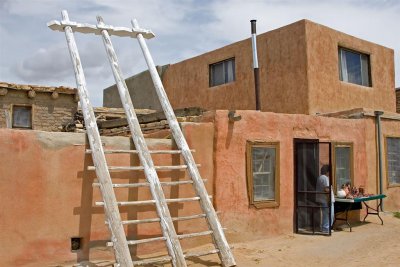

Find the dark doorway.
[{"left": 294, "top": 139, "right": 332, "bottom": 235}]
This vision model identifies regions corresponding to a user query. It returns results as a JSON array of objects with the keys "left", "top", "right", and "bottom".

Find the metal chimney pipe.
[{"left": 251, "top": 19, "right": 260, "bottom": 110}]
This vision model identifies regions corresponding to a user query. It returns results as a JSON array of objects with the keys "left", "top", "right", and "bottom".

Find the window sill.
[
  {"left": 387, "top": 183, "right": 400, "bottom": 188},
  {"left": 251, "top": 201, "right": 279, "bottom": 209},
  {"left": 209, "top": 81, "right": 235, "bottom": 89},
  {"left": 339, "top": 80, "right": 372, "bottom": 89}
]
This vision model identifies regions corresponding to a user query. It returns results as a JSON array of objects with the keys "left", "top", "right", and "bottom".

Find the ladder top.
[{"left": 47, "top": 19, "right": 155, "bottom": 39}]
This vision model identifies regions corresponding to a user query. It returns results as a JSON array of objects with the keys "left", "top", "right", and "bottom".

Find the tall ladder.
[{"left": 48, "top": 10, "right": 235, "bottom": 267}]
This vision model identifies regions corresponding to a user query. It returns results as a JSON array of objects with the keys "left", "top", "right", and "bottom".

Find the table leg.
[{"left": 363, "top": 200, "right": 383, "bottom": 225}]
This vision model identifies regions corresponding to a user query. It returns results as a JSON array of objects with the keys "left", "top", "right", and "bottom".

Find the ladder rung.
[
  {"left": 178, "top": 230, "right": 213, "bottom": 240},
  {"left": 95, "top": 196, "right": 212, "bottom": 207},
  {"left": 85, "top": 149, "right": 195, "bottom": 154},
  {"left": 131, "top": 249, "right": 220, "bottom": 266},
  {"left": 121, "top": 213, "right": 207, "bottom": 225},
  {"left": 107, "top": 236, "right": 166, "bottom": 247},
  {"left": 92, "top": 179, "right": 208, "bottom": 188},
  {"left": 88, "top": 164, "right": 201, "bottom": 171}
]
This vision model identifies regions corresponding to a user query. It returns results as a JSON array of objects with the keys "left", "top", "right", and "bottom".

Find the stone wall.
[{"left": 0, "top": 89, "right": 77, "bottom": 131}]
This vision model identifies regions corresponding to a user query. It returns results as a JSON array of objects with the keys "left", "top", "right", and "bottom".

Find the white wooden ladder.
[{"left": 48, "top": 10, "right": 235, "bottom": 267}]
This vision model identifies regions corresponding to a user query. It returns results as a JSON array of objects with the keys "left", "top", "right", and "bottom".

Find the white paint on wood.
[
  {"left": 47, "top": 19, "right": 155, "bottom": 39},
  {"left": 48, "top": 10, "right": 133, "bottom": 267},
  {"left": 97, "top": 16, "right": 186, "bottom": 267},
  {"left": 132, "top": 19, "right": 236, "bottom": 267}
]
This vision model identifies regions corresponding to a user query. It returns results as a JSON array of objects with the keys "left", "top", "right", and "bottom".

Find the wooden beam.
[
  {"left": 133, "top": 19, "right": 236, "bottom": 267},
  {"left": 97, "top": 16, "right": 186, "bottom": 267},
  {"left": 51, "top": 10, "right": 133, "bottom": 267}
]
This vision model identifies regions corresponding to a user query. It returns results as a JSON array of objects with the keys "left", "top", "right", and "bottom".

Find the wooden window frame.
[
  {"left": 209, "top": 57, "right": 236, "bottom": 87},
  {"left": 246, "top": 141, "right": 280, "bottom": 209},
  {"left": 331, "top": 142, "right": 354, "bottom": 193},
  {"left": 11, "top": 104, "right": 33, "bottom": 129},
  {"left": 385, "top": 135, "right": 400, "bottom": 188}
]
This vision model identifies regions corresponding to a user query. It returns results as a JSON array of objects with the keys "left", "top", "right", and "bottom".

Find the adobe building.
[
  {"left": 1, "top": 20, "right": 399, "bottom": 266},
  {"left": 0, "top": 82, "right": 79, "bottom": 131}
]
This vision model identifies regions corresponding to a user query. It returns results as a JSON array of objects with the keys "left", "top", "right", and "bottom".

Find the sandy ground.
[
  {"left": 184, "top": 212, "right": 400, "bottom": 267},
  {"left": 74, "top": 212, "right": 400, "bottom": 267}
]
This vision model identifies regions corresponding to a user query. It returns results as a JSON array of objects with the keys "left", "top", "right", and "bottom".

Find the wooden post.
[
  {"left": 97, "top": 16, "right": 186, "bottom": 267},
  {"left": 57, "top": 10, "right": 133, "bottom": 267},
  {"left": 132, "top": 19, "right": 236, "bottom": 267}
]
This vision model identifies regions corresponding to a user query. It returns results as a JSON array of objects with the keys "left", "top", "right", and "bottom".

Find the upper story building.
[{"left": 104, "top": 19, "right": 396, "bottom": 115}]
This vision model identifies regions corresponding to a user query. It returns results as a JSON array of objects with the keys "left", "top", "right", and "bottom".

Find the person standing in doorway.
[{"left": 316, "top": 164, "right": 335, "bottom": 233}]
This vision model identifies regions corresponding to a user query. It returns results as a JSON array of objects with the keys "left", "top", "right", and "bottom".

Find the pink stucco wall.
[
  {"left": 0, "top": 125, "right": 214, "bottom": 266},
  {"left": 212, "top": 110, "right": 400, "bottom": 240}
]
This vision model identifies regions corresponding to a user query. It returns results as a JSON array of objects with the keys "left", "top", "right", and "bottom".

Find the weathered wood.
[
  {"left": 88, "top": 164, "right": 200, "bottom": 171},
  {"left": 92, "top": 179, "right": 207, "bottom": 188},
  {"left": 47, "top": 19, "right": 155, "bottom": 39},
  {"left": 178, "top": 230, "right": 213, "bottom": 240},
  {"left": 95, "top": 196, "right": 212, "bottom": 207},
  {"left": 97, "top": 16, "right": 186, "bottom": 267},
  {"left": 86, "top": 149, "right": 194, "bottom": 154},
  {"left": 120, "top": 213, "right": 208, "bottom": 225},
  {"left": 49, "top": 10, "right": 133, "bottom": 267},
  {"left": 107, "top": 236, "right": 166, "bottom": 247},
  {"left": 133, "top": 19, "right": 236, "bottom": 267}
]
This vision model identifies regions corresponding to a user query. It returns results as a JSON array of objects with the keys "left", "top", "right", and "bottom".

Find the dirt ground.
[
  {"left": 183, "top": 212, "right": 400, "bottom": 267},
  {"left": 73, "top": 212, "right": 400, "bottom": 267}
]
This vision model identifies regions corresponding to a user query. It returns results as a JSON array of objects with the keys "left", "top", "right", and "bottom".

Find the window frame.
[
  {"left": 385, "top": 135, "right": 400, "bottom": 188},
  {"left": 338, "top": 46, "right": 372, "bottom": 87},
  {"left": 209, "top": 57, "right": 236, "bottom": 87},
  {"left": 11, "top": 104, "right": 33, "bottom": 129},
  {"left": 246, "top": 141, "right": 280, "bottom": 208},
  {"left": 331, "top": 142, "right": 354, "bottom": 193}
]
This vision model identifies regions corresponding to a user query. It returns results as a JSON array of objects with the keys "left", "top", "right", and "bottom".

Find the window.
[
  {"left": 332, "top": 143, "right": 353, "bottom": 192},
  {"left": 12, "top": 105, "right": 32, "bottom": 129},
  {"left": 246, "top": 141, "right": 279, "bottom": 208},
  {"left": 209, "top": 58, "right": 235, "bottom": 87},
  {"left": 386, "top": 137, "right": 400, "bottom": 187},
  {"left": 338, "top": 47, "right": 371, "bottom": 87}
]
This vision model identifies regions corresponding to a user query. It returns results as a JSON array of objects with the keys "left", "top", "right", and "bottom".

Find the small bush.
[{"left": 394, "top": 212, "right": 400, "bottom": 219}]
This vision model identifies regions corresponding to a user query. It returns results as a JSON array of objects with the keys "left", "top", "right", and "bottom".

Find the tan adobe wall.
[
  {"left": 162, "top": 20, "right": 309, "bottom": 114},
  {"left": 305, "top": 20, "right": 396, "bottom": 114},
  {"left": 161, "top": 20, "right": 395, "bottom": 115},
  {"left": 0, "top": 88, "right": 77, "bottom": 131},
  {"left": 0, "top": 125, "right": 214, "bottom": 266}
]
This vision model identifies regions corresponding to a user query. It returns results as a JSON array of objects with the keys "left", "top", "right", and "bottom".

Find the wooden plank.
[
  {"left": 88, "top": 164, "right": 200, "bottom": 171},
  {"left": 92, "top": 179, "right": 207, "bottom": 188},
  {"left": 107, "top": 236, "right": 166, "bottom": 247},
  {"left": 86, "top": 149, "right": 194, "bottom": 154},
  {"left": 51, "top": 10, "right": 133, "bottom": 267},
  {"left": 97, "top": 16, "right": 186, "bottom": 267},
  {"left": 133, "top": 19, "right": 236, "bottom": 267},
  {"left": 120, "top": 213, "right": 207, "bottom": 225},
  {"left": 178, "top": 230, "right": 213, "bottom": 240},
  {"left": 95, "top": 196, "right": 212, "bottom": 207},
  {"left": 47, "top": 19, "right": 155, "bottom": 39}
]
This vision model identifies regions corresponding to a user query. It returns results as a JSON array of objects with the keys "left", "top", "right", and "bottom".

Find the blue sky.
[{"left": 0, "top": 0, "right": 399, "bottom": 106}]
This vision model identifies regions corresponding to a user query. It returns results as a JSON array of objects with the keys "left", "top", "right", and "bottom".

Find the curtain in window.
[
  {"left": 387, "top": 138, "right": 400, "bottom": 185},
  {"left": 335, "top": 147, "right": 351, "bottom": 192},
  {"left": 252, "top": 147, "right": 275, "bottom": 201}
]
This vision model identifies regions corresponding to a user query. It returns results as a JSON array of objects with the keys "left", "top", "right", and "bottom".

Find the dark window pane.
[
  {"left": 210, "top": 58, "right": 235, "bottom": 87},
  {"left": 387, "top": 138, "right": 400, "bottom": 185},
  {"left": 339, "top": 48, "right": 370, "bottom": 87},
  {"left": 12, "top": 106, "right": 32, "bottom": 128}
]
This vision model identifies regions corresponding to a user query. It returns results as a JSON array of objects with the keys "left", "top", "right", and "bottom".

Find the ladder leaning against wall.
[{"left": 48, "top": 10, "right": 236, "bottom": 267}]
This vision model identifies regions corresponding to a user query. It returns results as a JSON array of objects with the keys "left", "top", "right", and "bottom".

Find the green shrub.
[{"left": 394, "top": 212, "right": 400, "bottom": 219}]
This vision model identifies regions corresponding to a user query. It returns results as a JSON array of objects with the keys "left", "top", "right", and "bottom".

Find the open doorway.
[{"left": 294, "top": 139, "right": 332, "bottom": 235}]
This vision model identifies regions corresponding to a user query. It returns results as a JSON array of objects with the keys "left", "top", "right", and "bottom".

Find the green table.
[{"left": 334, "top": 194, "right": 386, "bottom": 232}]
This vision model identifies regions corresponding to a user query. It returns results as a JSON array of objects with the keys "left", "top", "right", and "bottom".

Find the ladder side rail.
[
  {"left": 132, "top": 19, "right": 236, "bottom": 267},
  {"left": 54, "top": 10, "right": 133, "bottom": 267},
  {"left": 97, "top": 16, "right": 186, "bottom": 267}
]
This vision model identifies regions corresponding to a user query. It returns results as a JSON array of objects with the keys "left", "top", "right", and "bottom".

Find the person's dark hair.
[{"left": 320, "top": 164, "right": 330, "bottom": 175}]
